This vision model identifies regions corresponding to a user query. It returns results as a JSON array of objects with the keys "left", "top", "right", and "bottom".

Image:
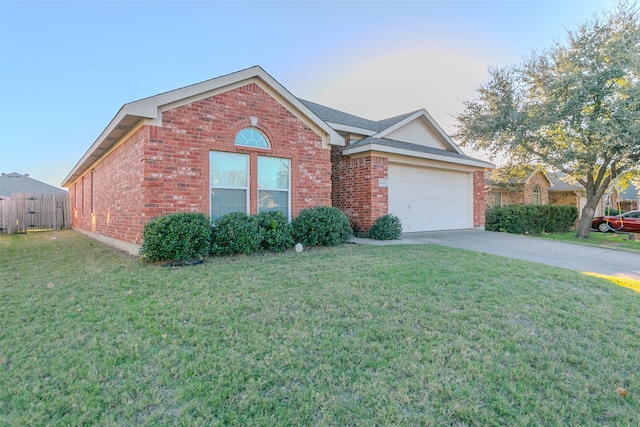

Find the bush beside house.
[
  {"left": 368, "top": 214, "right": 403, "bottom": 240},
  {"left": 291, "top": 206, "right": 353, "bottom": 247},
  {"left": 141, "top": 207, "right": 353, "bottom": 262},
  {"left": 139, "top": 212, "right": 211, "bottom": 262},
  {"left": 485, "top": 205, "right": 578, "bottom": 235}
]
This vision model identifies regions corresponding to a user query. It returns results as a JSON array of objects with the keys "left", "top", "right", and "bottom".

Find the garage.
[{"left": 388, "top": 164, "right": 472, "bottom": 232}]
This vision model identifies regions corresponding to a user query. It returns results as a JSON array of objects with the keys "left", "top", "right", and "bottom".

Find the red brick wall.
[
  {"left": 473, "top": 170, "right": 486, "bottom": 228},
  {"left": 71, "top": 83, "right": 331, "bottom": 245},
  {"left": 71, "top": 126, "right": 147, "bottom": 244},
  {"left": 150, "top": 83, "right": 330, "bottom": 220},
  {"left": 331, "top": 147, "right": 388, "bottom": 232}
]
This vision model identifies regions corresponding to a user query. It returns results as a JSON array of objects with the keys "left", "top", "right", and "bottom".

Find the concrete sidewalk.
[{"left": 351, "top": 229, "right": 640, "bottom": 280}]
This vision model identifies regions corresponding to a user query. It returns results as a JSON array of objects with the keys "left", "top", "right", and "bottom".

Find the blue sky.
[{"left": 0, "top": 0, "right": 616, "bottom": 188}]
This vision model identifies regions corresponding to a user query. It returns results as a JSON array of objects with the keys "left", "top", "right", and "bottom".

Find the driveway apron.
[{"left": 352, "top": 229, "right": 640, "bottom": 280}]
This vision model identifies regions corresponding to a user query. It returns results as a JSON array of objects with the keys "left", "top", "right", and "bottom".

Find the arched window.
[
  {"left": 234, "top": 128, "right": 269, "bottom": 149},
  {"left": 532, "top": 185, "right": 540, "bottom": 205}
]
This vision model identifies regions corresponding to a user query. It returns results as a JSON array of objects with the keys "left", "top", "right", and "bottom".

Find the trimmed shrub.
[
  {"left": 368, "top": 214, "right": 403, "bottom": 240},
  {"left": 210, "top": 212, "right": 263, "bottom": 256},
  {"left": 255, "top": 211, "right": 295, "bottom": 252},
  {"left": 291, "top": 206, "right": 353, "bottom": 247},
  {"left": 139, "top": 212, "right": 211, "bottom": 262},
  {"left": 485, "top": 205, "right": 578, "bottom": 234}
]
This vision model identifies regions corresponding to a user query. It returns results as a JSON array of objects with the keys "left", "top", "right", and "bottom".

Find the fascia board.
[
  {"left": 250, "top": 78, "right": 345, "bottom": 147},
  {"left": 64, "top": 66, "right": 345, "bottom": 186},
  {"left": 344, "top": 143, "right": 495, "bottom": 169},
  {"left": 374, "top": 109, "right": 465, "bottom": 155},
  {"left": 127, "top": 66, "right": 344, "bottom": 146},
  {"left": 62, "top": 107, "right": 138, "bottom": 186},
  {"left": 325, "top": 122, "right": 376, "bottom": 137},
  {"left": 125, "top": 66, "right": 267, "bottom": 120}
]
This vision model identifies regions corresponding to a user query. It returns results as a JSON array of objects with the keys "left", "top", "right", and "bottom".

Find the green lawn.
[
  {"left": 537, "top": 230, "right": 640, "bottom": 253},
  {"left": 1, "top": 231, "right": 639, "bottom": 425}
]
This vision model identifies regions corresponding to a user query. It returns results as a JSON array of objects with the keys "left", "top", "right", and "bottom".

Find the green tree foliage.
[{"left": 455, "top": 2, "right": 640, "bottom": 238}]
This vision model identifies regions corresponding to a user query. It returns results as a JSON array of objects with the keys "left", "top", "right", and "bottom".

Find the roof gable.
[
  {"left": 300, "top": 101, "right": 471, "bottom": 158},
  {"left": 63, "top": 66, "right": 344, "bottom": 187},
  {"left": 382, "top": 118, "right": 448, "bottom": 150},
  {"left": 373, "top": 110, "right": 464, "bottom": 155}
]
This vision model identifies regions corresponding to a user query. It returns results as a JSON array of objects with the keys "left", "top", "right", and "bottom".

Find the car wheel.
[{"left": 598, "top": 222, "right": 610, "bottom": 233}]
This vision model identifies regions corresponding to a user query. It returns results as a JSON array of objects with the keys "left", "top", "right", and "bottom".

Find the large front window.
[
  {"left": 532, "top": 185, "right": 540, "bottom": 205},
  {"left": 258, "top": 156, "right": 290, "bottom": 219},
  {"left": 210, "top": 152, "right": 248, "bottom": 220}
]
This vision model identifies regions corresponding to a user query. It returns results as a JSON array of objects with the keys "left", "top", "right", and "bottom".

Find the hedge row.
[
  {"left": 485, "top": 205, "right": 578, "bottom": 234},
  {"left": 140, "top": 207, "right": 353, "bottom": 261}
]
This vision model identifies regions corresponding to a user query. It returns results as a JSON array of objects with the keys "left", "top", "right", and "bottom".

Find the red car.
[{"left": 592, "top": 210, "right": 640, "bottom": 232}]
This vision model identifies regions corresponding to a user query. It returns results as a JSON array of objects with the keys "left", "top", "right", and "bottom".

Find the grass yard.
[
  {"left": 537, "top": 230, "right": 640, "bottom": 253},
  {"left": 1, "top": 231, "right": 639, "bottom": 425}
]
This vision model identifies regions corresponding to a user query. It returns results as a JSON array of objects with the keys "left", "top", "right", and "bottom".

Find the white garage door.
[{"left": 388, "top": 164, "right": 471, "bottom": 232}]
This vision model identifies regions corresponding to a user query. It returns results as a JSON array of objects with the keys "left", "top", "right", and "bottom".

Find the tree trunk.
[{"left": 575, "top": 204, "right": 596, "bottom": 238}]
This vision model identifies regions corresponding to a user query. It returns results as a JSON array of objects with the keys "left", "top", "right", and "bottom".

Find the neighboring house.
[
  {"left": 548, "top": 172, "right": 625, "bottom": 216},
  {"left": 485, "top": 169, "right": 551, "bottom": 209},
  {"left": 63, "top": 66, "right": 493, "bottom": 254},
  {"left": 0, "top": 172, "right": 70, "bottom": 234},
  {"left": 485, "top": 169, "right": 618, "bottom": 217},
  {"left": 618, "top": 184, "right": 639, "bottom": 211}
]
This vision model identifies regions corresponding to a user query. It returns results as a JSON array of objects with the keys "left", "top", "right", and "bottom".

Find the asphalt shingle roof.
[
  {"left": 299, "top": 99, "right": 416, "bottom": 132},
  {"left": 0, "top": 172, "right": 67, "bottom": 197},
  {"left": 547, "top": 173, "right": 582, "bottom": 191}
]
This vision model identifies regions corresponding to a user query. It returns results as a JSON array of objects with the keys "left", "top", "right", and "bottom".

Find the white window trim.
[
  {"left": 257, "top": 156, "right": 291, "bottom": 220},
  {"left": 209, "top": 151, "right": 250, "bottom": 219}
]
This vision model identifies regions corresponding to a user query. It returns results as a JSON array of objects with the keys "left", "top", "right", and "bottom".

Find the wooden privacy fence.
[{"left": 0, "top": 193, "right": 70, "bottom": 234}]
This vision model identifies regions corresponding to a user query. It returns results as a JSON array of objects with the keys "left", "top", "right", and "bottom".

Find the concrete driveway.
[{"left": 352, "top": 229, "right": 640, "bottom": 280}]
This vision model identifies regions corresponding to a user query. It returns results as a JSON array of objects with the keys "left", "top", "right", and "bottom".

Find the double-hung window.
[
  {"left": 258, "top": 156, "right": 290, "bottom": 220},
  {"left": 210, "top": 152, "right": 248, "bottom": 221}
]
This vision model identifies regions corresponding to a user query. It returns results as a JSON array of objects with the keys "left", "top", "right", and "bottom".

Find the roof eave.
[
  {"left": 63, "top": 66, "right": 344, "bottom": 187},
  {"left": 343, "top": 143, "right": 495, "bottom": 169},
  {"left": 62, "top": 108, "right": 149, "bottom": 187},
  {"left": 326, "top": 122, "right": 376, "bottom": 137}
]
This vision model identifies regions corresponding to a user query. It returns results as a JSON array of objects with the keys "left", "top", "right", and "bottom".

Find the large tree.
[{"left": 454, "top": 2, "right": 640, "bottom": 238}]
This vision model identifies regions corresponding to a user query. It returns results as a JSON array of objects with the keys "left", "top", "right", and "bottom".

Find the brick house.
[
  {"left": 63, "top": 66, "right": 493, "bottom": 254},
  {"left": 485, "top": 169, "right": 551, "bottom": 209},
  {"left": 618, "top": 184, "right": 639, "bottom": 211},
  {"left": 486, "top": 169, "right": 618, "bottom": 217}
]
